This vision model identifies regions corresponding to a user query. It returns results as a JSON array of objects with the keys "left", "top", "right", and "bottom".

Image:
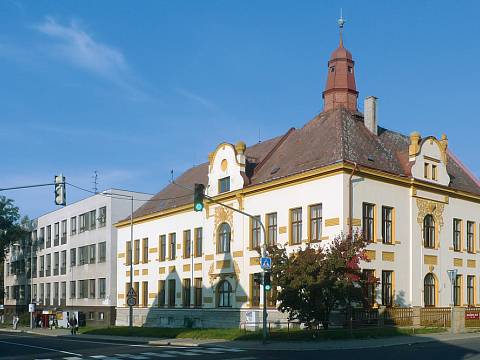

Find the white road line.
[
  {"left": 63, "top": 357, "right": 83, "bottom": 360},
  {"left": 185, "top": 349, "right": 224, "bottom": 354},
  {"left": 114, "top": 354, "right": 148, "bottom": 359},
  {"left": 216, "top": 348, "right": 246, "bottom": 352},
  {"left": 90, "top": 356, "right": 108, "bottom": 359},
  {"left": 140, "top": 353, "right": 175, "bottom": 358},
  {"left": 164, "top": 350, "right": 200, "bottom": 356},
  {"left": 0, "top": 339, "right": 82, "bottom": 357}
]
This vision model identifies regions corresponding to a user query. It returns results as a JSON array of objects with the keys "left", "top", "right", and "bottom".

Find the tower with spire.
[{"left": 322, "top": 12, "right": 358, "bottom": 112}]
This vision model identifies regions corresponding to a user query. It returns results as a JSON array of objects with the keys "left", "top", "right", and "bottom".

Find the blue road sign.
[{"left": 260, "top": 257, "right": 272, "bottom": 270}]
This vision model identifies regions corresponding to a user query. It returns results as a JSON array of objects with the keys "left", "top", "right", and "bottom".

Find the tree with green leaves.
[
  {"left": 268, "top": 232, "right": 374, "bottom": 329},
  {"left": 0, "top": 196, "right": 30, "bottom": 262}
]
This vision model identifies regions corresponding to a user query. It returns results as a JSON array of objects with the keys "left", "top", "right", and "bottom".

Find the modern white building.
[
  {"left": 4, "top": 189, "right": 151, "bottom": 326},
  {"left": 114, "top": 32, "right": 480, "bottom": 328}
]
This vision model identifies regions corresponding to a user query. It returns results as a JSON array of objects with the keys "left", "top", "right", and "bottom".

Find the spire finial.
[{"left": 338, "top": 8, "right": 346, "bottom": 47}]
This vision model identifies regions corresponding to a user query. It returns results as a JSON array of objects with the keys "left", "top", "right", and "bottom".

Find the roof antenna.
[
  {"left": 258, "top": 128, "right": 261, "bottom": 143},
  {"left": 338, "top": 8, "right": 346, "bottom": 47},
  {"left": 92, "top": 170, "right": 98, "bottom": 194},
  {"left": 170, "top": 169, "right": 174, "bottom": 184}
]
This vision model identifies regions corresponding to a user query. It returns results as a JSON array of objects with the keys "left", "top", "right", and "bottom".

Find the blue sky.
[{"left": 1, "top": 0, "right": 479, "bottom": 219}]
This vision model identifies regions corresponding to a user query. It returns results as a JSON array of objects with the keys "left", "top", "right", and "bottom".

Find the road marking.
[
  {"left": 90, "top": 356, "right": 108, "bottom": 359},
  {"left": 216, "top": 348, "right": 247, "bottom": 352},
  {"left": 0, "top": 339, "right": 82, "bottom": 357},
  {"left": 64, "top": 358, "right": 83, "bottom": 360},
  {"left": 185, "top": 348, "right": 224, "bottom": 354},
  {"left": 140, "top": 353, "right": 175, "bottom": 358},
  {"left": 114, "top": 354, "right": 148, "bottom": 359},
  {"left": 164, "top": 350, "right": 201, "bottom": 356}
]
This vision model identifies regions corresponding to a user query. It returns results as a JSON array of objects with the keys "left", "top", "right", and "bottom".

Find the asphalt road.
[{"left": 1, "top": 332, "right": 480, "bottom": 360}]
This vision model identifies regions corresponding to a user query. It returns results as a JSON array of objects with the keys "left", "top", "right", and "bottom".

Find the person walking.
[
  {"left": 69, "top": 316, "right": 78, "bottom": 335},
  {"left": 12, "top": 315, "right": 18, "bottom": 330}
]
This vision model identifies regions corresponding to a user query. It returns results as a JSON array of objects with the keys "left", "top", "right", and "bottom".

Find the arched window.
[
  {"left": 217, "top": 223, "right": 231, "bottom": 253},
  {"left": 423, "top": 215, "right": 435, "bottom": 248},
  {"left": 424, "top": 273, "right": 436, "bottom": 307},
  {"left": 217, "top": 280, "right": 232, "bottom": 307}
]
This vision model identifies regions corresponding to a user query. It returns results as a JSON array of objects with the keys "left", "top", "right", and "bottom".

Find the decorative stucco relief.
[{"left": 416, "top": 198, "right": 445, "bottom": 229}]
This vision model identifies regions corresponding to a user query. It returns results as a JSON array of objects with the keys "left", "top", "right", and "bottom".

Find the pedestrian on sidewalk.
[
  {"left": 69, "top": 316, "right": 78, "bottom": 335},
  {"left": 12, "top": 314, "right": 18, "bottom": 330}
]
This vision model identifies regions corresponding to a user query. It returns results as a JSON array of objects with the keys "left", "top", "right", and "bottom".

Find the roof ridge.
[
  {"left": 253, "top": 127, "right": 295, "bottom": 176},
  {"left": 447, "top": 149, "right": 480, "bottom": 188}
]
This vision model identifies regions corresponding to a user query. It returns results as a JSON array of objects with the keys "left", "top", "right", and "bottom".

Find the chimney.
[{"left": 364, "top": 96, "right": 378, "bottom": 135}]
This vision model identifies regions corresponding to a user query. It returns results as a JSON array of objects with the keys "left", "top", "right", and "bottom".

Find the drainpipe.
[{"left": 349, "top": 162, "right": 358, "bottom": 238}]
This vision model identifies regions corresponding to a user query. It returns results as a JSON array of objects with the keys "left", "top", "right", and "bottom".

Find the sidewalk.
[{"left": 2, "top": 326, "right": 480, "bottom": 351}]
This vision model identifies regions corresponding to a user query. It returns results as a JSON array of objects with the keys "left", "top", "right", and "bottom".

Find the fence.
[{"left": 420, "top": 307, "right": 451, "bottom": 327}]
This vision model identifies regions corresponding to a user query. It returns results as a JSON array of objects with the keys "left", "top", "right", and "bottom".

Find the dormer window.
[
  {"left": 432, "top": 165, "right": 437, "bottom": 180},
  {"left": 219, "top": 177, "right": 230, "bottom": 193},
  {"left": 424, "top": 163, "right": 430, "bottom": 179}
]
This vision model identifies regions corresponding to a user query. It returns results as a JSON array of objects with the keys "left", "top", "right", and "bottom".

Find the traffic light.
[
  {"left": 193, "top": 183, "right": 205, "bottom": 212},
  {"left": 54, "top": 175, "right": 66, "bottom": 206},
  {"left": 264, "top": 272, "right": 272, "bottom": 291}
]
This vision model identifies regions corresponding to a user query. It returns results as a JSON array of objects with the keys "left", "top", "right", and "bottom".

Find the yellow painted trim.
[
  {"left": 373, "top": 205, "right": 378, "bottom": 242},
  {"left": 250, "top": 257, "right": 260, "bottom": 266},
  {"left": 118, "top": 253, "right": 125, "bottom": 258},
  {"left": 279, "top": 226, "right": 287, "bottom": 234},
  {"left": 149, "top": 248, "right": 157, "bottom": 253},
  {"left": 159, "top": 267, "right": 165, "bottom": 274},
  {"left": 126, "top": 271, "right": 131, "bottom": 277},
  {"left": 347, "top": 218, "right": 361, "bottom": 226},
  {"left": 236, "top": 296, "right": 248, "bottom": 303},
  {"left": 118, "top": 294, "right": 125, "bottom": 299},
  {"left": 233, "top": 250, "right": 244, "bottom": 258},
  {"left": 454, "top": 258, "right": 463, "bottom": 267},
  {"left": 183, "top": 264, "right": 191, "bottom": 272},
  {"left": 216, "top": 260, "right": 230, "bottom": 269},
  {"left": 325, "top": 217, "right": 340, "bottom": 227},
  {"left": 382, "top": 251, "right": 395, "bottom": 262},
  {"left": 134, "top": 269, "right": 139, "bottom": 276},
  {"left": 205, "top": 254, "right": 214, "bottom": 261},
  {"left": 467, "top": 259, "right": 476, "bottom": 268},
  {"left": 169, "top": 266, "right": 176, "bottom": 272},
  {"left": 142, "top": 269, "right": 148, "bottom": 275},
  {"left": 365, "top": 250, "right": 376, "bottom": 261},
  {"left": 194, "top": 263, "right": 202, "bottom": 271},
  {"left": 148, "top": 293, "right": 156, "bottom": 299},
  {"left": 424, "top": 255, "right": 438, "bottom": 265},
  {"left": 392, "top": 207, "right": 396, "bottom": 244}
]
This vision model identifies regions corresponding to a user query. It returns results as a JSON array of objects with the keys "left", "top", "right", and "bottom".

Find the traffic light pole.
[{"left": 173, "top": 181, "right": 269, "bottom": 343}]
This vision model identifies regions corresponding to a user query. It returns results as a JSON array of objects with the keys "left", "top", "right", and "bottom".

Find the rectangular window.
[
  {"left": 142, "top": 238, "right": 149, "bottom": 264},
  {"left": 194, "top": 228, "right": 202, "bottom": 258},
  {"left": 61, "top": 220, "right": 67, "bottom": 244},
  {"left": 467, "top": 275, "right": 475, "bottom": 306},
  {"left": 266, "top": 213, "right": 277, "bottom": 245},
  {"left": 46, "top": 253, "right": 51, "bottom": 276},
  {"left": 88, "top": 244, "right": 96, "bottom": 264},
  {"left": 70, "top": 281, "right": 76, "bottom": 299},
  {"left": 158, "top": 280, "right": 166, "bottom": 307},
  {"left": 126, "top": 241, "right": 132, "bottom": 265},
  {"left": 53, "top": 282, "right": 59, "bottom": 305},
  {"left": 60, "top": 250, "right": 66, "bottom": 275},
  {"left": 40, "top": 284, "right": 44, "bottom": 304},
  {"left": 90, "top": 210, "right": 96, "bottom": 229},
  {"left": 168, "top": 279, "right": 176, "bottom": 307},
  {"left": 290, "top": 207, "right": 302, "bottom": 245},
  {"left": 142, "top": 281, "right": 148, "bottom": 307},
  {"left": 382, "top": 206, "right": 393, "bottom": 244},
  {"left": 251, "top": 274, "right": 260, "bottom": 307},
  {"left": 183, "top": 230, "right": 191, "bottom": 258},
  {"left": 98, "top": 242, "right": 106, "bottom": 263},
  {"left": 134, "top": 239, "right": 140, "bottom": 265},
  {"left": 99, "top": 278, "right": 106, "bottom": 298},
  {"left": 453, "top": 219, "right": 462, "bottom": 252},
  {"left": 454, "top": 275, "right": 462, "bottom": 306},
  {"left": 46, "top": 225, "right": 52, "bottom": 248},
  {"left": 250, "top": 215, "right": 261, "bottom": 249},
  {"left": 467, "top": 221, "right": 475, "bottom": 253},
  {"left": 79, "top": 212, "right": 89, "bottom": 233},
  {"left": 159, "top": 235, "right": 166, "bottom": 261},
  {"left": 33, "top": 284, "right": 37, "bottom": 302},
  {"left": 169, "top": 233, "right": 176, "bottom": 260},
  {"left": 182, "top": 279, "right": 191, "bottom": 307},
  {"left": 39, "top": 256, "right": 45, "bottom": 277},
  {"left": 381, "top": 270, "right": 393, "bottom": 307},
  {"left": 267, "top": 286, "right": 278, "bottom": 308},
  {"left": 70, "top": 217, "right": 77, "bottom": 235},
  {"left": 79, "top": 280, "right": 88, "bottom": 298},
  {"left": 432, "top": 165, "right": 437, "bottom": 180},
  {"left": 61, "top": 281, "right": 66, "bottom": 303},
  {"left": 309, "top": 204, "right": 322, "bottom": 242},
  {"left": 54, "top": 222, "right": 59, "bottom": 246},
  {"left": 194, "top": 278, "right": 202, "bottom": 307},
  {"left": 363, "top": 203, "right": 375, "bottom": 242},
  {"left": 78, "top": 246, "right": 88, "bottom": 265},
  {"left": 98, "top": 206, "right": 107, "bottom": 227},
  {"left": 39, "top": 227, "right": 45, "bottom": 249},
  {"left": 70, "top": 248, "right": 76, "bottom": 267},
  {"left": 45, "top": 283, "right": 51, "bottom": 305},
  {"left": 133, "top": 282, "right": 139, "bottom": 307},
  {"left": 219, "top": 176, "right": 230, "bottom": 193},
  {"left": 32, "top": 257, "right": 37, "bottom": 278},
  {"left": 89, "top": 279, "right": 96, "bottom": 298},
  {"left": 424, "top": 163, "right": 430, "bottom": 179},
  {"left": 363, "top": 269, "right": 376, "bottom": 307},
  {"left": 53, "top": 252, "right": 59, "bottom": 275}
]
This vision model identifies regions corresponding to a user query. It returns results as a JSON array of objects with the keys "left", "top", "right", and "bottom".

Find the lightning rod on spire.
[{"left": 338, "top": 9, "right": 346, "bottom": 46}]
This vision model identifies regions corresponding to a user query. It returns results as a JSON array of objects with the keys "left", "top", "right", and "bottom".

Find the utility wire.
[{"left": 66, "top": 182, "right": 192, "bottom": 202}]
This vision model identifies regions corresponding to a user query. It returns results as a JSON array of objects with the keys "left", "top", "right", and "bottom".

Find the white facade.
[
  {"left": 114, "top": 131, "right": 480, "bottom": 328},
  {"left": 4, "top": 189, "right": 151, "bottom": 325}
]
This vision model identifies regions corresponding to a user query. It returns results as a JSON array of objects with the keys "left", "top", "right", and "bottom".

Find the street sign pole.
[{"left": 129, "top": 196, "right": 134, "bottom": 328}]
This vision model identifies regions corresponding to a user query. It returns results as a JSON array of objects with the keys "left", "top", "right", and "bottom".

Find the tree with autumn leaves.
[{"left": 267, "top": 232, "right": 375, "bottom": 328}]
